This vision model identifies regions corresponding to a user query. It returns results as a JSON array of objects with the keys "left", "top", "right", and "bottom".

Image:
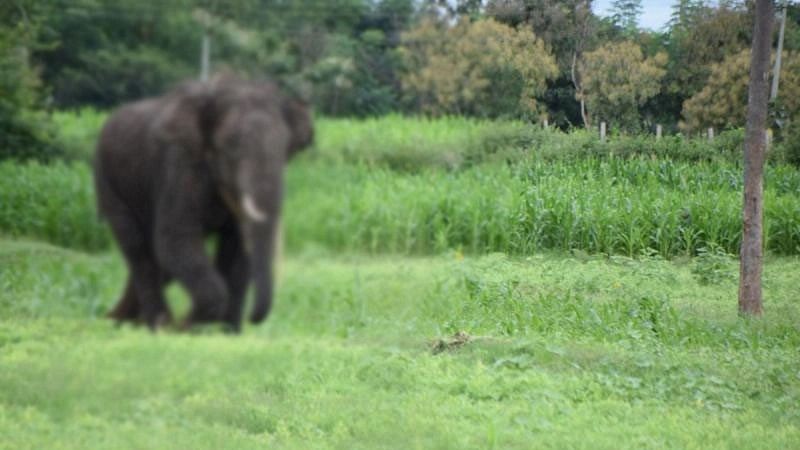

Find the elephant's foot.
[
  {"left": 107, "top": 297, "right": 173, "bottom": 331},
  {"left": 107, "top": 296, "right": 139, "bottom": 323},
  {"left": 180, "top": 302, "right": 227, "bottom": 330},
  {"left": 143, "top": 309, "right": 174, "bottom": 330}
]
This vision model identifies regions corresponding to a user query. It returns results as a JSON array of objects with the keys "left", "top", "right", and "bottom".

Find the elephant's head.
[{"left": 196, "top": 77, "right": 314, "bottom": 323}]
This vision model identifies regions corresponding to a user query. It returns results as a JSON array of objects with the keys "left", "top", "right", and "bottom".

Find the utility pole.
[
  {"left": 195, "top": 8, "right": 212, "bottom": 82},
  {"left": 201, "top": 31, "right": 211, "bottom": 82},
  {"left": 770, "top": 0, "right": 787, "bottom": 101}
]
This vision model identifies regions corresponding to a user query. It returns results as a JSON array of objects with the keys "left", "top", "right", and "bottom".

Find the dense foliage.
[
  {"left": 2, "top": 0, "right": 800, "bottom": 158},
  {"left": 0, "top": 2, "right": 60, "bottom": 161},
  {"left": 399, "top": 18, "right": 557, "bottom": 118},
  {"left": 682, "top": 49, "right": 800, "bottom": 132},
  {"left": 580, "top": 41, "right": 667, "bottom": 131}
]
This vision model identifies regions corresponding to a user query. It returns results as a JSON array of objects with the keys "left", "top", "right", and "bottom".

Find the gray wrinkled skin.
[{"left": 94, "top": 76, "right": 313, "bottom": 331}]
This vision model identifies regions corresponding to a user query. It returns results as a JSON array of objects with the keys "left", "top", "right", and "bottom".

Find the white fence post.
[
  {"left": 656, "top": 124, "right": 662, "bottom": 140},
  {"left": 707, "top": 127, "right": 714, "bottom": 141},
  {"left": 600, "top": 122, "right": 606, "bottom": 143}
]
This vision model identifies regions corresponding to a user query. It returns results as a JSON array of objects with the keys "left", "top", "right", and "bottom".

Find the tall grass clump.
[
  {"left": 50, "top": 108, "right": 107, "bottom": 161},
  {"left": 284, "top": 158, "right": 800, "bottom": 257},
  {"left": 4, "top": 113, "right": 799, "bottom": 256},
  {"left": 2, "top": 157, "right": 797, "bottom": 257},
  {"left": 0, "top": 161, "right": 110, "bottom": 250},
  {"left": 312, "top": 116, "right": 750, "bottom": 169},
  {"left": 313, "top": 115, "right": 540, "bottom": 170},
  {"left": 47, "top": 110, "right": 751, "bottom": 167}
]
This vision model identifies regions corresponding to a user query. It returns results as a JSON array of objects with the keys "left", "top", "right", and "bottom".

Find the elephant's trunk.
[
  {"left": 239, "top": 171, "right": 282, "bottom": 324},
  {"left": 247, "top": 222, "right": 273, "bottom": 323}
]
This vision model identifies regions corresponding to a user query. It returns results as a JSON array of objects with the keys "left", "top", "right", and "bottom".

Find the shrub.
[
  {"left": 777, "top": 121, "right": 800, "bottom": 168},
  {"left": 0, "top": 161, "right": 110, "bottom": 251},
  {"left": 692, "top": 245, "right": 737, "bottom": 285},
  {"left": 0, "top": 22, "right": 62, "bottom": 162},
  {"left": 50, "top": 108, "right": 107, "bottom": 161}
]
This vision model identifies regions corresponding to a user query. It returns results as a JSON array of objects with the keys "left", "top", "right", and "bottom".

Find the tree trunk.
[
  {"left": 738, "top": 0, "right": 774, "bottom": 316},
  {"left": 571, "top": 52, "right": 590, "bottom": 128}
]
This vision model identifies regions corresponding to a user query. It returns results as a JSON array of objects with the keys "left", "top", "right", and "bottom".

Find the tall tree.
[
  {"left": 667, "top": 0, "right": 705, "bottom": 32},
  {"left": 486, "top": 0, "right": 595, "bottom": 126},
  {"left": 0, "top": 0, "right": 59, "bottom": 160},
  {"left": 661, "top": 1, "right": 752, "bottom": 124},
  {"left": 609, "top": 0, "right": 642, "bottom": 33},
  {"left": 681, "top": 49, "right": 800, "bottom": 132},
  {"left": 399, "top": 17, "right": 557, "bottom": 117},
  {"left": 579, "top": 40, "right": 667, "bottom": 130},
  {"left": 739, "top": 0, "right": 774, "bottom": 316},
  {"left": 422, "top": 0, "right": 484, "bottom": 19}
]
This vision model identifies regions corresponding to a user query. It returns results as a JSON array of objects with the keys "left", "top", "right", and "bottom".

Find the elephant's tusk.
[{"left": 242, "top": 194, "right": 268, "bottom": 222}]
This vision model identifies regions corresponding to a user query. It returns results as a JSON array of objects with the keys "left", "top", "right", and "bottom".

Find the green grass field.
[
  {"left": 2, "top": 113, "right": 799, "bottom": 448},
  {"left": 1, "top": 238, "right": 799, "bottom": 449}
]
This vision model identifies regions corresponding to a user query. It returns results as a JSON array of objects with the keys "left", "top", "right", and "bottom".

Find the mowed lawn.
[{"left": 1, "top": 238, "right": 799, "bottom": 449}]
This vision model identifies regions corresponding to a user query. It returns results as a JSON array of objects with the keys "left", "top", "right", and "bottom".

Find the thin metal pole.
[
  {"left": 770, "top": 0, "right": 787, "bottom": 101},
  {"left": 200, "top": 32, "right": 210, "bottom": 81}
]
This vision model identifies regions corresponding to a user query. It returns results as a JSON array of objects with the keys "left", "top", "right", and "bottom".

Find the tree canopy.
[
  {"left": 2, "top": 0, "right": 800, "bottom": 158},
  {"left": 399, "top": 17, "right": 557, "bottom": 118}
]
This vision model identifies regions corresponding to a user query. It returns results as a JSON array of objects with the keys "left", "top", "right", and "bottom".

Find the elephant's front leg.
[
  {"left": 155, "top": 226, "right": 229, "bottom": 327},
  {"left": 155, "top": 202, "right": 229, "bottom": 326},
  {"left": 154, "top": 159, "right": 231, "bottom": 327},
  {"left": 215, "top": 225, "right": 249, "bottom": 332}
]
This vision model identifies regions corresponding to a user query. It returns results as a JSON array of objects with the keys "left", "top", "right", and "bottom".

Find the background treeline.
[{"left": 2, "top": 0, "right": 800, "bottom": 160}]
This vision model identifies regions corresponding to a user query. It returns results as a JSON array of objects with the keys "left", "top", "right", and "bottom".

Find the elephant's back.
[
  {"left": 97, "top": 98, "right": 163, "bottom": 160},
  {"left": 95, "top": 98, "right": 166, "bottom": 224}
]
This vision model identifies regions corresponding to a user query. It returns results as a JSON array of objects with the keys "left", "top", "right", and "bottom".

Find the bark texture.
[{"left": 738, "top": 0, "right": 774, "bottom": 316}]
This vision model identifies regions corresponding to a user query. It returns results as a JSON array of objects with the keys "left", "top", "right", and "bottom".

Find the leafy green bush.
[
  {"left": 50, "top": 45, "right": 193, "bottom": 108},
  {"left": 692, "top": 245, "right": 737, "bottom": 285},
  {"left": 312, "top": 116, "right": 748, "bottom": 171},
  {"left": 312, "top": 115, "right": 540, "bottom": 170},
  {"left": 600, "top": 128, "right": 744, "bottom": 162},
  {"left": 0, "top": 161, "right": 110, "bottom": 251},
  {"left": 778, "top": 121, "right": 800, "bottom": 167},
  {"left": 0, "top": 106, "right": 62, "bottom": 161},
  {"left": 50, "top": 108, "right": 107, "bottom": 161},
  {"left": 49, "top": 111, "right": 751, "bottom": 168},
  {"left": 0, "top": 22, "right": 61, "bottom": 162}
]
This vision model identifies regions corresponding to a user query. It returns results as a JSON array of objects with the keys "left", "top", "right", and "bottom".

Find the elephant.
[{"left": 94, "top": 76, "right": 313, "bottom": 331}]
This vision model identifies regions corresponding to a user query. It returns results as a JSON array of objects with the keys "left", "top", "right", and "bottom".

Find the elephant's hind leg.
[
  {"left": 107, "top": 277, "right": 139, "bottom": 322},
  {"left": 98, "top": 179, "right": 172, "bottom": 329},
  {"left": 107, "top": 271, "right": 172, "bottom": 326}
]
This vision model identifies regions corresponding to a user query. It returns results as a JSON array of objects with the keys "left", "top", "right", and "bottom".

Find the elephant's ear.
[
  {"left": 193, "top": 84, "right": 222, "bottom": 149},
  {"left": 282, "top": 98, "right": 313, "bottom": 158},
  {"left": 153, "top": 83, "right": 215, "bottom": 156}
]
